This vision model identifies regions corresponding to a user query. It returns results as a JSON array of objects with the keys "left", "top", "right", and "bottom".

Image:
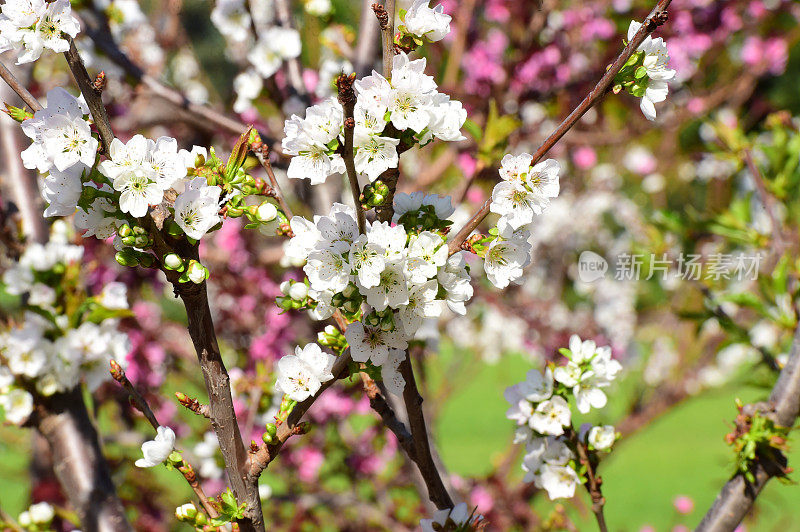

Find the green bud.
[
  {"left": 262, "top": 432, "right": 274, "bottom": 444},
  {"left": 365, "top": 313, "right": 380, "bottom": 327},
  {"left": 265, "top": 423, "right": 277, "bottom": 437},
  {"left": 115, "top": 250, "right": 139, "bottom": 267},
  {"left": 331, "top": 292, "right": 346, "bottom": 307},
  {"left": 118, "top": 224, "right": 133, "bottom": 238},
  {"left": 121, "top": 235, "right": 137, "bottom": 246}
]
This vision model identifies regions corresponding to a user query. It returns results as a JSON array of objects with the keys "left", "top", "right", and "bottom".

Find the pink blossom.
[
  {"left": 673, "top": 495, "right": 694, "bottom": 514},
  {"left": 295, "top": 447, "right": 325, "bottom": 482},
  {"left": 572, "top": 147, "right": 597, "bottom": 170},
  {"left": 458, "top": 153, "right": 478, "bottom": 179},
  {"left": 470, "top": 485, "right": 494, "bottom": 513},
  {"left": 466, "top": 187, "right": 485, "bottom": 205}
]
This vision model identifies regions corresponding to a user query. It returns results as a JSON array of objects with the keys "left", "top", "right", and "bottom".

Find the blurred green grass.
[
  {"left": 431, "top": 350, "right": 800, "bottom": 532},
  {"left": 2, "top": 350, "right": 800, "bottom": 532}
]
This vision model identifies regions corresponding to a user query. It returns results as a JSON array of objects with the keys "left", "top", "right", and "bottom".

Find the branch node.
[{"left": 372, "top": 3, "right": 389, "bottom": 29}]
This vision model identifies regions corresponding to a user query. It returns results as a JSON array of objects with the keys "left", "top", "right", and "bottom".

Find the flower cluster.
[
  {"left": 17, "top": 89, "right": 283, "bottom": 282},
  {"left": 0, "top": 227, "right": 131, "bottom": 425},
  {"left": 0, "top": 0, "right": 79, "bottom": 64},
  {"left": 275, "top": 343, "right": 336, "bottom": 401},
  {"left": 17, "top": 502, "right": 54, "bottom": 531},
  {"left": 282, "top": 51, "right": 466, "bottom": 185},
  {"left": 275, "top": 197, "right": 472, "bottom": 396},
  {"left": 504, "top": 335, "right": 621, "bottom": 499},
  {"left": 479, "top": 153, "right": 561, "bottom": 289},
  {"left": 615, "top": 20, "right": 676, "bottom": 121}
]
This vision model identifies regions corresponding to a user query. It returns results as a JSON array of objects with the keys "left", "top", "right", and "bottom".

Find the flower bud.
[
  {"left": 342, "top": 284, "right": 357, "bottom": 299},
  {"left": 257, "top": 201, "right": 278, "bottom": 222},
  {"left": 186, "top": 260, "right": 207, "bottom": 284},
  {"left": 115, "top": 249, "right": 139, "bottom": 267},
  {"left": 343, "top": 299, "right": 360, "bottom": 314},
  {"left": 279, "top": 280, "right": 292, "bottom": 295},
  {"left": 175, "top": 503, "right": 197, "bottom": 521},
  {"left": 265, "top": 423, "right": 277, "bottom": 437},
  {"left": 117, "top": 223, "right": 133, "bottom": 238},
  {"left": 331, "top": 292, "right": 346, "bottom": 307},
  {"left": 324, "top": 325, "right": 338, "bottom": 336},
  {"left": 163, "top": 253, "right": 183, "bottom": 270},
  {"left": 289, "top": 282, "right": 308, "bottom": 300}
]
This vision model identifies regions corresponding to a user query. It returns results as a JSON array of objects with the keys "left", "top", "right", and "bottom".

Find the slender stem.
[
  {"left": 79, "top": 11, "right": 264, "bottom": 141},
  {"left": 63, "top": 38, "right": 114, "bottom": 152},
  {"left": 697, "top": 324, "right": 800, "bottom": 531},
  {"left": 251, "top": 138, "right": 293, "bottom": 219},
  {"left": 0, "top": 60, "right": 42, "bottom": 111},
  {"left": 248, "top": 353, "right": 352, "bottom": 478},
  {"left": 379, "top": 0, "right": 395, "bottom": 80},
  {"left": 398, "top": 353, "right": 454, "bottom": 509},
  {"left": 573, "top": 434, "right": 608, "bottom": 532},
  {"left": 337, "top": 73, "right": 367, "bottom": 233},
  {"left": 447, "top": 0, "right": 674, "bottom": 254},
  {"left": 109, "top": 361, "right": 219, "bottom": 519}
]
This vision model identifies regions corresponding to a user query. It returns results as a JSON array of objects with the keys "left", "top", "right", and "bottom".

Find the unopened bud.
[
  {"left": 257, "top": 201, "right": 278, "bottom": 222},
  {"left": 163, "top": 253, "right": 183, "bottom": 270},
  {"left": 186, "top": 260, "right": 207, "bottom": 284},
  {"left": 175, "top": 503, "right": 197, "bottom": 521},
  {"left": 279, "top": 280, "right": 292, "bottom": 295},
  {"left": 289, "top": 282, "right": 308, "bottom": 300}
]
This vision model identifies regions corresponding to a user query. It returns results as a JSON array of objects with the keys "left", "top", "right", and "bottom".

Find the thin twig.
[
  {"left": 80, "top": 12, "right": 267, "bottom": 142},
  {"left": 251, "top": 136, "right": 293, "bottom": 219},
  {"left": 109, "top": 361, "right": 220, "bottom": 519},
  {"left": 337, "top": 73, "right": 366, "bottom": 233},
  {"left": 376, "top": 0, "right": 395, "bottom": 80},
  {"left": 571, "top": 430, "right": 608, "bottom": 532},
  {"left": 354, "top": 0, "right": 381, "bottom": 77},
  {"left": 0, "top": 60, "right": 42, "bottom": 111},
  {"left": 248, "top": 353, "right": 352, "bottom": 478},
  {"left": 63, "top": 37, "right": 114, "bottom": 152},
  {"left": 447, "top": 0, "right": 674, "bottom": 254}
]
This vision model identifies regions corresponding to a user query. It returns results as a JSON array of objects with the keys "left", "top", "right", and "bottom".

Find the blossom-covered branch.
[{"left": 448, "top": 0, "right": 674, "bottom": 255}]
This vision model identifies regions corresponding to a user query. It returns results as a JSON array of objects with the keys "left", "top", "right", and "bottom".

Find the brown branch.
[
  {"left": 175, "top": 281, "right": 264, "bottom": 532},
  {"left": 398, "top": 352, "right": 454, "bottom": 509},
  {"left": 109, "top": 361, "right": 219, "bottom": 519},
  {"left": 375, "top": 0, "right": 395, "bottom": 81},
  {"left": 250, "top": 136, "right": 293, "bottom": 219},
  {"left": 447, "top": 0, "right": 674, "bottom": 254},
  {"left": 248, "top": 353, "right": 352, "bottom": 478},
  {"left": 572, "top": 432, "right": 608, "bottom": 532},
  {"left": 337, "top": 73, "right": 366, "bottom": 234},
  {"left": 697, "top": 324, "right": 800, "bottom": 531},
  {"left": 176, "top": 392, "right": 213, "bottom": 419},
  {"left": 0, "top": 60, "right": 42, "bottom": 112},
  {"left": 34, "top": 389, "right": 132, "bottom": 532},
  {"left": 360, "top": 373, "right": 416, "bottom": 459},
  {"left": 63, "top": 37, "right": 114, "bottom": 153},
  {"left": 79, "top": 12, "right": 267, "bottom": 142},
  {"left": 110, "top": 360, "right": 160, "bottom": 429},
  {"left": 140, "top": 207, "right": 264, "bottom": 530}
]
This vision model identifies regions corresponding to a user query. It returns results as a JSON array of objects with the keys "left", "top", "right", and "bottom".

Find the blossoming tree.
[{"left": 0, "top": 0, "right": 799, "bottom": 530}]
